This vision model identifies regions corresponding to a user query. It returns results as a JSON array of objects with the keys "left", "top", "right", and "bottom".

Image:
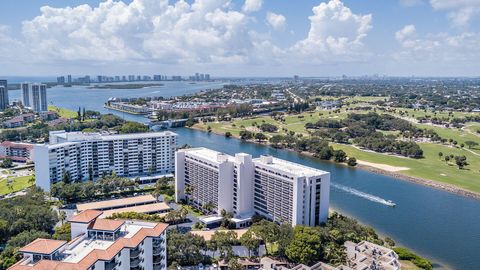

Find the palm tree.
[{"left": 59, "top": 211, "right": 67, "bottom": 225}]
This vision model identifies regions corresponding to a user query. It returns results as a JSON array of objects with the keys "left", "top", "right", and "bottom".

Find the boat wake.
[{"left": 332, "top": 183, "right": 396, "bottom": 207}]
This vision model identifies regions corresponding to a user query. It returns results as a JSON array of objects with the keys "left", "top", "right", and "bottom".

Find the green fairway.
[
  {"left": 0, "top": 175, "right": 35, "bottom": 196},
  {"left": 333, "top": 143, "right": 480, "bottom": 193},
  {"left": 48, "top": 105, "right": 77, "bottom": 119}
]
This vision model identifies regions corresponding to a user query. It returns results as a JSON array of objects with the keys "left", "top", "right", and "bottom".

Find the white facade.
[
  {"left": 175, "top": 147, "right": 330, "bottom": 226},
  {"left": 21, "top": 83, "right": 48, "bottom": 112},
  {"left": 35, "top": 130, "right": 177, "bottom": 191}
]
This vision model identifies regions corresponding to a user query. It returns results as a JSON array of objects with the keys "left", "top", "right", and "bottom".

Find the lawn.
[
  {"left": 0, "top": 175, "right": 35, "bottom": 196},
  {"left": 333, "top": 142, "right": 480, "bottom": 193},
  {"left": 48, "top": 105, "right": 77, "bottom": 119}
]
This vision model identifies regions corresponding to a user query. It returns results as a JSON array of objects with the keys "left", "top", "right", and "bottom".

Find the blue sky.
[{"left": 0, "top": 0, "right": 479, "bottom": 77}]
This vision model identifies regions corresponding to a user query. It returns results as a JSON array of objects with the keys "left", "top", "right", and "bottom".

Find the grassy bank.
[
  {"left": 0, "top": 175, "right": 34, "bottom": 196},
  {"left": 48, "top": 105, "right": 77, "bottom": 118}
]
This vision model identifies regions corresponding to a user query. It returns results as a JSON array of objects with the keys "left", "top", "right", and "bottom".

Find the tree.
[
  {"left": 228, "top": 258, "right": 244, "bottom": 270},
  {"left": 0, "top": 158, "right": 13, "bottom": 168},
  {"left": 333, "top": 150, "right": 347, "bottom": 163},
  {"left": 259, "top": 123, "right": 278, "bottom": 133},
  {"left": 454, "top": 155, "right": 468, "bottom": 169},
  {"left": 465, "top": 141, "right": 479, "bottom": 149},
  {"left": 347, "top": 157, "right": 357, "bottom": 166},
  {"left": 225, "top": 131, "right": 232, "bottom": 138},
  {"left": 59, "top": 211, "right": 67, "bottom": 225},
  {"left": 438, "top": 152, "right": 443, "bottom": 160},
  {"left": 285, "top": 226, "right": 324, "bottom": 265},
  {"left": 250, "top": 220, "right": 280, "bottom": 255},
  {"left": 240, "top": 230, "right": 260, "bottom": 257},
  {"left": 255, "top": 132, "right": 268, "bottom": 142},
  {"left": 239, "top": 130, "right": 254, "bottom": 140},
  {"left": 167, "top": 229, "right": 206, "bottom": 266},
  {"left": 62, "top": 170, "right": 72, "bottom": 184},
  {"left": 444, "top": 155, "right": 450, "bottom": 163},
  {"left": 211, "top": 231, "right": 237, "bottom": 259},
  {"left": 52, "top": 223, "right": 71, "bottom": 241},
  {"left": 7, "top": 230, "right": 51, "bottom": 249},
  {"left": 119, "top": 121, "right": 148, "bottom": 134}
]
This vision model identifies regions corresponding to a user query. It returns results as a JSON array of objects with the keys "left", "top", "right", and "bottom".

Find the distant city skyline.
[{"left": 0, "top": 0, "right": 479, "bottom": 77}]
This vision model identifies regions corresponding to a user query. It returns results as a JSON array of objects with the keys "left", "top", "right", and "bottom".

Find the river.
[{"left": 9, "top": 83, "right": 480, "bottom": 269}]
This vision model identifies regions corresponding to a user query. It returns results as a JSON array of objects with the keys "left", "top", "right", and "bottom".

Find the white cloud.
[
  {"left": 429, "top": 0, "right": 480, "bottom": 26},
  {"left": 21, "top": 0, "right": 257, "bottom": 65},
  {"left": 394, "top": 24, "right": 480, "bottom": 64},
  {"left": 266, "top": 12, "right": 286, "bottom": 31},
  {"left": 291, "top": 0, "right": 372, "bottom": 62},
  {"left": 242, "top": 0, "right": 262, "bottom": 13}
]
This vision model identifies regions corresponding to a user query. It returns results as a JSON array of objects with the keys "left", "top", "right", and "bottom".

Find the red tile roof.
[
  {"left": 68, "top": 210, "right": 103, "bottom": 223},
  {"left": 18, "top": 239, "right": 67, "bottom": 255},
  {"left": 10, "top": 223, "right": 168, "bottom": 270},
  {"left": 87, "top": 219, "right": 124, "bottom": 232}
]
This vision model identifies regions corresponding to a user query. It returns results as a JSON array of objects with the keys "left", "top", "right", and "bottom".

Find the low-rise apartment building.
[
  {"left": 345, "top": 241, "right": 401, "bottom": 270},
  {"left": 35, "top": 130, "right": 177, "bottom": 191},
  {"left": 175, "top": 147, "right": 330, "bottom": 226},
  {"left": 9, "top": 210, "right": 168, "bottom": 270},
  {"left": 0, "top": 141, "right": 34, "bottom": 162}
]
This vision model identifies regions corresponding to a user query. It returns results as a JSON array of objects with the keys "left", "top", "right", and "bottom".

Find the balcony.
[
  {"left": 130, "top": 257, "right": 141, "bottom": 268},
  {"left": 153, "top": 246, "right": 164, "bottom": 256},
  {"left": 130, "top": 248, "right": 142, "bottom": 258},
  {"left": 152, "top": 238, "right": 164, "bottom": 247},
  {"left": 153, "top": 264, "right": 165, "bottom": 270},
  {"left": 153, "top": 257, "right": 164, "bottom": 265}
]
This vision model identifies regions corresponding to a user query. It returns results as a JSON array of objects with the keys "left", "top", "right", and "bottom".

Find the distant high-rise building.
[
  {"left": 122, "top": 75, "right": 127, "bottom": 81},
  {"left": 137, "top": 75, "right": 142, "bottom": 81},
  {"left": 67, "top": 75, "right": 72, "bottom": 84},
  {"left": 21, "top": 83, "right": 30, "bottom": 107},
  {"left": 21, "top": 83, "right": 48, "bottom": 112},
  {"left": 128, "top": 75, "right": 135, "bottom": 81},
  {"left": 200, "top": 74, "right": 205, "bottom": 81},
  {"left": 0, "top": 80, "right": 8, "bottom": 111},
  {"left": 293, "top": 75, "right": 299, "bottom": 81},
  {"left": 97, "top": 75, "right": 103, "bottom": 83},
  {"left": 172, "top": 76, "right": 182, "bottom": 81},
  {"left": 195, "top": 73, "right": 200, "bottom": 81},
  {"left": 205, "top": 74, "right": 210, "bottom": 80},
  {"left": 56, "top": 76, "right": 65, "bottom": 84},
  {"left": 153, "top": 75, "right": 162, "bottom": 81}
]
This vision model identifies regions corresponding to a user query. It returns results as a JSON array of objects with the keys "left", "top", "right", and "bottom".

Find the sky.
[{"left": 0, "top": 0, "right": 479, "bottom": 77}]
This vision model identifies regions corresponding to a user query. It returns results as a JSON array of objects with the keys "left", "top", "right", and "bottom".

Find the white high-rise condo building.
[
  {"left": 175, "top": 147, "right": 330, "bottom": 226},
  {"left": 35, "top": 130, "right": 177, "bottom": 191},
  {"left": 9, "top": 210, "right": 168, "bottom": 270},
  {"left": 21, "top": 83, "right": 48, "bottom": 112}
]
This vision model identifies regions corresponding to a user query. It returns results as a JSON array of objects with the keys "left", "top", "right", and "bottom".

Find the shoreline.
[{"left": 192, "top": 125, "right": 480, "bottom": 200}]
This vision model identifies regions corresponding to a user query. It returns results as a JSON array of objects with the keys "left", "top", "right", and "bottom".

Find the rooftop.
[
  {"left": 254, "top": 156, "right": 329, "bottom": 177},
  {"left": 0, "top": 141, "right": 34, "bottom": 149},
  {"left": 87, "top": 219, "right": 125, "bottom": 232},
  {"left": 50, "top": 130, "right": 177, "bottom": 143},
  {"left": 76, "top": 195, "right": 157, "bottom": 211},
  {"left": 68, "top": 210, "right": 103, "bottom": 223},
  {"left": 182, "top": 147, "right": 235, "bottom": 164},
  {"left": 99, "top": 202, "right": 171, "bottom": 218},
  {"left": 19, "top": 239, "right": 67, "bottom": 255}
]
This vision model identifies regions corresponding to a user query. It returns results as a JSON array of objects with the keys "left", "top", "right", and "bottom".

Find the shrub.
[{"left": 393, "top": 247, "right": 432, "bottom": 270}]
